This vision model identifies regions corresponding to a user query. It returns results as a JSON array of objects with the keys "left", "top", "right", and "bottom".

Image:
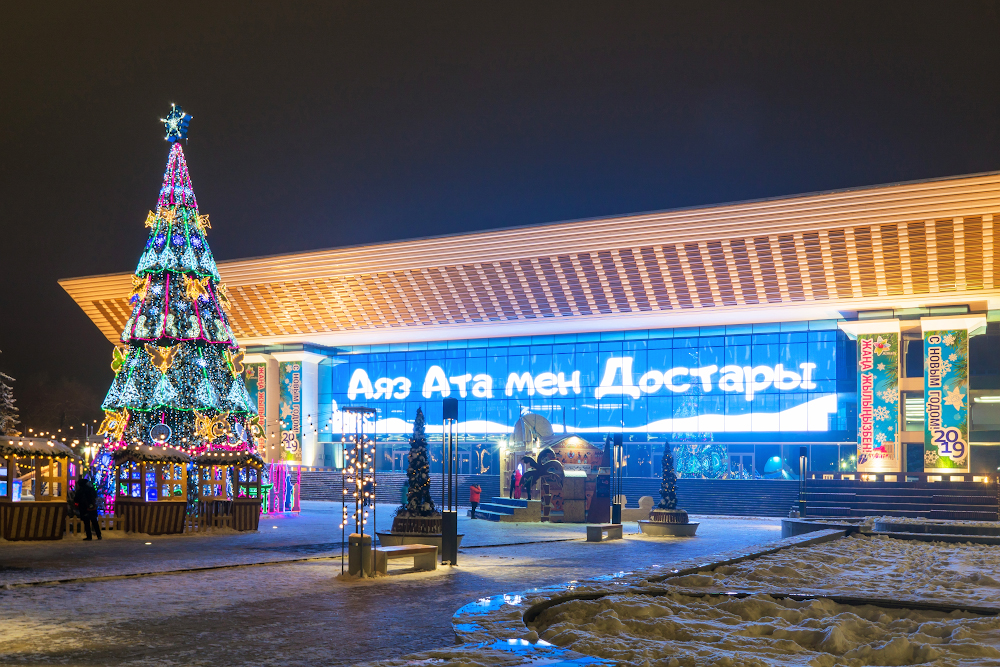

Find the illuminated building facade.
[{"left": 63, "top": 172, "right": 1000, "bottom": 479}]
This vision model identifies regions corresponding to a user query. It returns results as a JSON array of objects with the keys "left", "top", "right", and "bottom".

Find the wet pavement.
[{"left": 0, "top": 502, "right": 783, "bottom": 666}]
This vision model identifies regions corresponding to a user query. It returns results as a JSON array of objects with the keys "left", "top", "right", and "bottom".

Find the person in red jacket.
[{"left": 469, "top": 483, "right": 482, "bottom": 519}]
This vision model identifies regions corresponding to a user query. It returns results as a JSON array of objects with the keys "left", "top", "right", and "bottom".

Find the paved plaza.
[{"left": 0, "top": 502, "right": 783, "bottom": 666}]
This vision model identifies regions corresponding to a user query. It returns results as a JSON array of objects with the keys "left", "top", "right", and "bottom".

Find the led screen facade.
[{"left": 317, "top": 321, "right": 854, "bottom": 444}]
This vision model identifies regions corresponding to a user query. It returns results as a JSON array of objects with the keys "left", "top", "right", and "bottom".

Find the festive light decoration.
[
  {"left": 183, "top": 274, "right": 210, "bottom": 301},
  {"left": 144, "top": 342, "right": 179, "bottom": 374},
  {"left": 97, "top": 409, "right": 128, "bottom": 443},
  {"left": 98, "top": 107, "right": 256, "bottom": 462},
  {"left": 216, "top": 282, "right": 232, "bottom": 312},
  {"left": 225, "top": 348, "right": 245, "bottom": 376},
  {"left": 161, "top": 104, "right": 192, "bottom": 143},
  {"left": 111, "top": 346, "right": 128, "bottom": 374}
]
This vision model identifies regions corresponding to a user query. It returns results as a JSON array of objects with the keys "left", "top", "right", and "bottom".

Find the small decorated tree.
[
  {"left": 403, "top": 408, "right": 435, "bottom": 515},
  {"left": 0, "top": 352, "right": 19, "bottom": 436},
  {"left": 390, "top": 408, "right": 441, "bottom": 535},
  {"left": 649, "top": 441, "right": 690, "bottom": 525},
  {"left": 657, "top": 443, "right": 678, "bottom": 510}
]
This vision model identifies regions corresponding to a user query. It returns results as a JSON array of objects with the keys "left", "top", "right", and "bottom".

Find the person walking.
[
  {"left": 75, "top": 478, "right": 101, "bottom": 541},
  {"left": 513, "top": 467, "right": 523, "bottom": 500},
  {"left": 469, "top": 483, "right": 482, "bottom": 519},
  {"left": 508, "top": 470, "right": 517, "bottom": 498}
]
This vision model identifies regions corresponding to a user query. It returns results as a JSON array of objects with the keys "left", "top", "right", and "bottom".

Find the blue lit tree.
[{"left": 97, "top": 106, "right": 259, "bottom": 456}]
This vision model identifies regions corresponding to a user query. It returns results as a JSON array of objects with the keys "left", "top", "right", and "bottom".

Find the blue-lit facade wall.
[{"left": 316, "top": 319, "right": 860, "bottom": 478}]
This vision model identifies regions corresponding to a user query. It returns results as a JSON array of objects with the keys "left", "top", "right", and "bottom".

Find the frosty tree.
[
  {"left": 0, "top": 352, "right": 20, "bottom": 436},
  {"left": 97, "top": 105, "right": 258, "bottom": 455},
  {"left": 657, "top": 441, "right": 678, "bottom": 510},
  {"left": 402, "top": 408, "right": 435, "bottom": 515}
]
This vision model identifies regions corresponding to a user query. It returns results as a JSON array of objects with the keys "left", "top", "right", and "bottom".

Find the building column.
[
  {"left": 838, "top": 319, "right": 903, "bottom": 474},
  {"left": 272, "top": 352, "right": 325, "bottom": 467},
  {"left": 920, "top": 315, "right": 986, "bottom": 476}
]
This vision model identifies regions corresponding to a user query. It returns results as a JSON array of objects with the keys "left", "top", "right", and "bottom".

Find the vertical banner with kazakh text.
[
  {"left": 924, "top": 330, "right": 970, "bottom": 473},
  {"left": 857, "top": 332, "right": 900, "bottom": 472},
  {"left": 244, "top": 363, "right": 267, "bottom": 451},
  {"left": 278, "top": 361, "right": 302, "bottom": 463}
]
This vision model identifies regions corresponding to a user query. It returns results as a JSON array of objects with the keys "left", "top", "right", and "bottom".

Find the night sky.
[{"left": 4, "top": 2, "right": 1000, "bottom": 430}]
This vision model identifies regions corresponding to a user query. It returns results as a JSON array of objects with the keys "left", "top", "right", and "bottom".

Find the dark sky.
[{"left": 3, "top": 2, "right": 1000, "bottom": 426}]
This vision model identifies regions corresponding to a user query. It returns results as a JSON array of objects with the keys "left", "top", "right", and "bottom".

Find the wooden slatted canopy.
[{"left": 61, "top": 172, "right": 1000, "bottom": 347}]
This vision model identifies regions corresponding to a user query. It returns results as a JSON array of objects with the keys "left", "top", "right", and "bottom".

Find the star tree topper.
[{"left": 161, "top": 104, "right": 192, "bottom": 142}]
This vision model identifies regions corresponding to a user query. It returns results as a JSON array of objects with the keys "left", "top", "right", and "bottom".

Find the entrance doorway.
[{"left": 729, "top": 454, "right": 754, "bottom": 478}]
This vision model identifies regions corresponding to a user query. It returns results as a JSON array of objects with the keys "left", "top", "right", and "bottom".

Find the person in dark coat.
[
  {"left": 469, "top": 484, "right": 482, "bottom": 518},
  {"left": 75, "top": 478, "right": 101, "bottom": 541},
  {"left": 508, "top": 470, "right": 517, "bottom": 498}
]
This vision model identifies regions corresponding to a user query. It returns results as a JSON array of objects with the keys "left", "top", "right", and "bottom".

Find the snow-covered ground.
[
  {"left": 525, "top": 534, "right": 1000, "bottom": 666},
  {"left": 669, "top": 533, "right": 1000, "bottom": 606},
  {"left": 0, "top": 504, "right": 783, "bottom": 666},
  {"left": 534, "top": 591, "right": 1000, "bottom": 666}
]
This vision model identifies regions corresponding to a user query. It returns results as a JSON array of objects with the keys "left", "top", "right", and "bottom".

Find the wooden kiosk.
[
  {"left": 0, "top": 438, "right": 79, "bottom": 540},
  {"left": 195, "top": 450, "right": 264, "bottom": 531},
  {"left": 113, "top": 444, "right": 190, "bottom": 535}
]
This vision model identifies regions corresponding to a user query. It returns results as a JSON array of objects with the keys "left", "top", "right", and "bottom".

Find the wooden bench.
[
  {"left": 587, "top": 523, "right": 623, "bottom": 542},
  {"left": 374, "top": 544, "right": 437, "bottom": 574}
]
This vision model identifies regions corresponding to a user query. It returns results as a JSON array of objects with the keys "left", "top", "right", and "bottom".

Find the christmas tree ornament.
[
  {"left": 144, "top": 343, "right": 179, "bottom": 374},
  {"left": 161, "top": 104, "right": 192, "bottom": 142},
  {"left": 159, "top": 206, "right": 177, "bottom": 224},
  {"left": 216, "top": 283, "right": 233, "bottom": 312},
  {"left": 144, "top": 211, "right": 158, "bottom": 228},
  {"left": 128, "top": 275, "right": 148, "bottom": 303},
  {"left": 225, "top": 348, "right": 245, "bottom": 376},
  {"left": 196, "top": 213, "right": 211, "bottom": 231},
  {"left": 97, "top": 409, "right": 129, "bottom": 442},
  {"left": 111, "top": 346, "right": 128, "bottom": 374},
  {"left": 184, "top": 274, "right": 209, "bottom": 301},
  {"left": 149, "top": 423, "right": 172, "bottom": 442}
]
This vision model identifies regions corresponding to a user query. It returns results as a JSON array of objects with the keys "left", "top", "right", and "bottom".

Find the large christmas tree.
[{"left": 97, "top": 105, "right": 258, "bottom": 456}]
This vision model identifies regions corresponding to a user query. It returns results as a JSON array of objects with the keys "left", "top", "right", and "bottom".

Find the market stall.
[
  {"left": 195, "top": 450, "right": 264, "bottom": 531},
  {"left": 0, "top": 438, "right": 79, "bottom": 540},
  {"left": 113, "top": 444, "right": 190, "bottom": 534}
]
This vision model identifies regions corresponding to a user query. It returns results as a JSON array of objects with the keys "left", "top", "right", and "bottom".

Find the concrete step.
[
  {"left": 486, "top": 497, "right": 528, "bottom": 508},
  {"left": 478, "top": 503, "right": 516, "bottom": 515}
]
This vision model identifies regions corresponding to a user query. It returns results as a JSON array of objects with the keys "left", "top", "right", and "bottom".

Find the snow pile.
[
  {"left": 533, "top": 591, "right": 1000, "bottom": 666},
  {"left": 667, "top": 533, "right": 1000, "bottom": 606},
  {"left": 864, "top": 515, "right": 1000, "bottom": 529}
]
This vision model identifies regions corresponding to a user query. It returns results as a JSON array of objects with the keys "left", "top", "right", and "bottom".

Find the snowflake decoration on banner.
[
  {"left": 878, "top": 387, "right": 899, "bottom": 404},
  {"left": 874, "top": 406, "right": 891, "bottom": 421},
  {"left": 875, "top": 432, "right": 887, "bottom": 444},
  {"left": 949, "top": 353, "right": 958, "bottom": 362},
  {"left": 944, "top": 386, "right": 966, "bottom": 410},
  {"left": 925, "top": 449, "right": 940, "bottom": 466},
  {"left": 943, "top": 334, "right": 956, "bottom": 346},
  {"left": 877, "top": 363, "right": 885, "bottom": 371},
  {"left": 940, "top": 360, "right": 953, "bottom": 375}
]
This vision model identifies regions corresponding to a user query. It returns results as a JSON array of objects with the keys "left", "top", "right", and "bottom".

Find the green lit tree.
[
  {"left": 97, "top": 106, "right": 258, "bottom": 457},
  {"left": 402, "top": 408, "right": 436, "bottom": 515},
  {"left": 657, "top": 442, "right": 678, "bottom": 510}
]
